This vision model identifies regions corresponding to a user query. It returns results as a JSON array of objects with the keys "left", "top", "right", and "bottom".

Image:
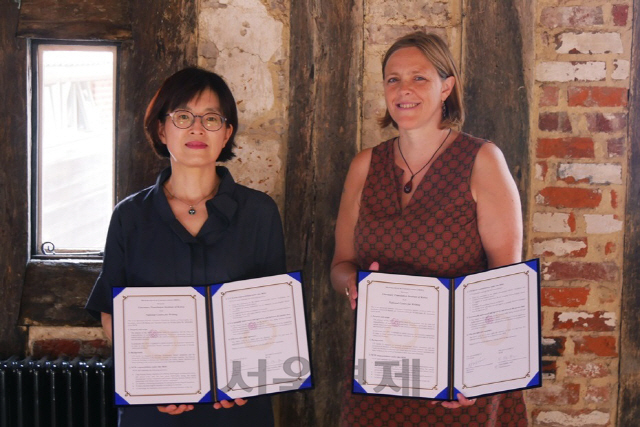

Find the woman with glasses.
[
  {"left": 331, "top": 32, "right": 526, "bottom": 426},
  {"left": 86, "top": 67, "right": 284, "bottom": 426}
]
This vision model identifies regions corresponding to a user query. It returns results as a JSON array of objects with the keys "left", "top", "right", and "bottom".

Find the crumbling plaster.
[{"left": 198, "top": 0, "right": 289, "bottom": 207}]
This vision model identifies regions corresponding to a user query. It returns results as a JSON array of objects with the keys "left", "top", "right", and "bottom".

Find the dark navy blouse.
[
  {"left": 85, "top": 166, "right": 284, "bottom": 427},
  {"left": 86, "top": 166, "right": 286, "bottom": 316}
]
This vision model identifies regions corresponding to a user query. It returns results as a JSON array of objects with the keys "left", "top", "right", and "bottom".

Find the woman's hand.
[
  {"left": 214, "top": 398, "right": 247, "bottom": 410},
  {"left": 430, "top": 393, "right": 476, "bottom": 409},
  {"left": 156, "top": 398, "right": 247, "bottom": 414},
  {"left": 157, "top": 404, "right": 194, "bottom": 415},
  {"left": 344, "top": 261, "right": 379, "bottom": 310}
]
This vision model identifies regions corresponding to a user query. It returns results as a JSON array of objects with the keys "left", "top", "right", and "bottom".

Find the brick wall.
[{"left": 529, "top": 2, "right": 631, "bottom": 425}]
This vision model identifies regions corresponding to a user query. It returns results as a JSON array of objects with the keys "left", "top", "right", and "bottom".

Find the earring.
[{"left": 442, "top": 101, "right": 447, "bottom": 120}]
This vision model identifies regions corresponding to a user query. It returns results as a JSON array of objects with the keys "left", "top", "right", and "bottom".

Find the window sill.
[{"left": 19, "top": 259, "right": 103, "bottom": 327}]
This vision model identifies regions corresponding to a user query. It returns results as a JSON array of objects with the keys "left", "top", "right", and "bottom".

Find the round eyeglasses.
[{"left": 165, "top": 110, "right": 227, "bottom": 132}]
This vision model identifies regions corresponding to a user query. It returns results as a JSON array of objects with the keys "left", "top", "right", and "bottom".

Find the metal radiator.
[{"left": 0, "top": 356, "right": 117, "bottom": 427}]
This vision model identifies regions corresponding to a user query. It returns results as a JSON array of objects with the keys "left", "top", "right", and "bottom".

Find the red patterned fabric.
[{"left": 344, "top": 133, "right": 527, "bottom": 426}]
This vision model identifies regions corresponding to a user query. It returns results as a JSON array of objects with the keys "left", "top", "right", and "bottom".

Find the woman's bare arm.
[
  {"left": 472, "top": 142, "right": 523, "bottom": 268},
  {"left": 330, "top": 149, "right": 372, "bottom": 310}
]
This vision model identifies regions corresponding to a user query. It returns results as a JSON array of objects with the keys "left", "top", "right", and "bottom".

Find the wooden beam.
[
  {"left": 16, "top": 0, "right": 132, "bottom": 40},
  {"left": 0, "top": 1, "right": 29, "bottom": 358},
  {"left": 281, "top": 0, "right": 363, "bottom": 424},
  {"left": 618, "top": 0, "right": 640, "bottom": 423},
  {"left": 116, "top": 0, "right": 197, "bottom": 199},
  {"left": 462, "top": 0, "right": 531, "bottom": 245}
]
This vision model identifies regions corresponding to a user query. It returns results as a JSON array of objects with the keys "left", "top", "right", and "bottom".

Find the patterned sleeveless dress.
[{"left": 343, "top": 132, "right": 528, "bottom": 426}]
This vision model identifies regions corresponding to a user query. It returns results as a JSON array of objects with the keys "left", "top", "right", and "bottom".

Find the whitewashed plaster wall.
[{"left": 198, "top": 0, "right": 289, "bottom": 208}]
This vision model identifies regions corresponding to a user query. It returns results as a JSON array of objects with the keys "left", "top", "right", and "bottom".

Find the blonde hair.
[{"left": 379, "top": 31, "right": 464, "bottom": 130}]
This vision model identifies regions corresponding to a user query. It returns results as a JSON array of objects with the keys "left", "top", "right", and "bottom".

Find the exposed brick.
[
  {"left": 540, "top": 85, "right": 559, "bottom": 106},
  {"left": 535, "top": 161, "right": 549, "bottom": 181},
  {"left": 565, "top": 361, "right": 610, "bottom": 378},
  {"left": 586, "top": 112, "right": 628, "bottom": 133},
  {"left": 585, "top": 385, "right": 610, "bottom": 404},
  {"left": 539, "top": 112, "right": 572, "bottom": 132},
  {"left": 540, "top": 7, "right": 604, "bottom": 29},
  {"left": 542, "top": 336, "right": 566, "bottom": 357},
  {"left": 584, "top": 214, "right": 623, "bottom": 234},
  {"left": 605, "top": 242, "right": 616, "bottom": 255},
  {"left": 543, "top": 261, "right": 618, "bottom": 282},
  {"left": 568, "top": 212, "right": 577, "bottom": 232},
  {"left": 612, "top": 59, "right": 630, "bottom": 80},
  {"left": 533, "top": 409, "right": 610, "bottom": 426},
  {"left": 553, "top": 311, "right": 616, "bottom": 331},
  {"left": 557, "top": 163, "right": 622, "bottom": 185},
  {"left": 534, "top": 237, "right": 587, "bottom": 257},
  {"left": 567, "top": 86, "right": 628, "bottom": 107},
  {"left": 536, "top": 61, "right": 606, "bottom": 82},
  {"left": 611, "top": 189, "right": 619, "bottom": 208},
  {"left": 532, "top": 212, "right": 576, "bottom": 233},
  {"left": 542, "top": 360, "right": 557, "bottom": 380},
  {"left": 574, "top": 336, "right": 618, "bottom": 357},
  {"left": 607, "top": 137, "right": 625, "bottom": 157},
  {"left": 537, "top": 137, "right": 594, "bottom": 159},
  {"left": 542, "top": 286, "right": 590, "bottom": 307},
  {"left": 528, "top": 383, "right": 580, "bottom": 406},
  {"left": 32, "top": 339, "right": 81, "bottom": 358},
  {"left": 536, "top": 187, "right": 602, "bottom": 208},
  {"left": 612, "top": 5, "right": 629, "bottom": 26}
]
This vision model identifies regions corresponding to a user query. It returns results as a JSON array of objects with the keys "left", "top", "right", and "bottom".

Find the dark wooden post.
[
  {"left": 618, "top": 0, "right": 640, "bottom": 422},
  {"left": 462, "top": 0, "right": 531, "bottom": 241},
  {"left": 0, "top": 1, "right": 29, "bottom": 357},
  {"left": 281, "top": 0, "right": 363, "bottom": 424},
  {"left": 116, "top": 0, "right": 198, "bottom": 198}
]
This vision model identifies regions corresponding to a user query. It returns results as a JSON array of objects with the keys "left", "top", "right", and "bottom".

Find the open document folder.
[
  {"left": 352, "top": 260, "right": 541, "bottom": 401},
  {"left": 111, "top": 272, "right": 313, "bottom": 406}
]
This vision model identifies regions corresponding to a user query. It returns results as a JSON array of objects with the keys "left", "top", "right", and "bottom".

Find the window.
[{"left": 32, "top": 42, "right": 117, "bottom": 256}]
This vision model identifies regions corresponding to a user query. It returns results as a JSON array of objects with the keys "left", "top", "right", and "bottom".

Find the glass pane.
[{"left": 38, "top": 46, "right": 115, "bottom": 252}]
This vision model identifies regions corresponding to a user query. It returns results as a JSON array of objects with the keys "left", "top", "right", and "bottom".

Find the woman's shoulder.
[
  {"left": 351, "top": 137, "right": 395, "bottom": 172},
  {"left": 351, "top": 147, "right": 373, "bottom": 172},
  {"left": 455, "top": 132, "right": 506, "bottom": 161},
  {"left": 231, "top": 183, "right": 280, "bottom": 215},
  {"left": 112, "top": 185, "right": 156, "bottom": 216},
  {"left": 460, "top": 133, "right": 510, "bottom": 181},
  {"left": 458, "top": 131, "right": 492, "bottom": 147},
  {"left": 233, "top": 183, "right": 276, "bottom": 202}
]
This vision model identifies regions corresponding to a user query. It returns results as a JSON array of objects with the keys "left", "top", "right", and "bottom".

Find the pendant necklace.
[
  {"left": 164, "top": 183, "right": 217, "bottom": 215},
  {"left": 397, "top": 128, "right": 452, "bottom": 194}
]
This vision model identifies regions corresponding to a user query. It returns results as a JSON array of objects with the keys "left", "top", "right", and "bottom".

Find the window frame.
[
  {"left": 30, "top": 39, "right": 120, "bottom": 260},
  {"left": 1, "top": 0, "right": 198, "bottom": 340}
]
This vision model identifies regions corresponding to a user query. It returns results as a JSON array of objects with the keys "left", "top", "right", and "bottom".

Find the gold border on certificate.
[
  {"left": 122, "top": 294, "right": 204, "bottom": 398},
  {"left": 219, "top": 281, "right": 304, "bottom": 391},
  {"left": 460, "top": 271, "right": 532, "bottom": 389},
  {"left": 361, "top": 280, "right": 441, "bottom": 392}
]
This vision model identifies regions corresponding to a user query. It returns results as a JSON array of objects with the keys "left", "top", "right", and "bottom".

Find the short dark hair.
[
  {"left": 144, "top": 67, "right": 238, "bottom": 161},
  {"left": 379, "top": 31, "right": 464, "bottom": 130}
]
